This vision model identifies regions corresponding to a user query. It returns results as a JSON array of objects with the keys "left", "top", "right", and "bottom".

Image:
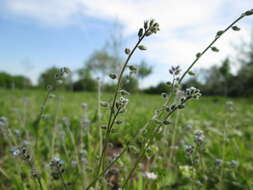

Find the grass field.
[{"left": 1, "top": 89, "right": 253, "bottom": 190}]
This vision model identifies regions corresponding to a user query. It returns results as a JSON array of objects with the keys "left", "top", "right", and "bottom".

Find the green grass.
[{"left": 1, "top": 89, "right": 253, "bottom": 189}]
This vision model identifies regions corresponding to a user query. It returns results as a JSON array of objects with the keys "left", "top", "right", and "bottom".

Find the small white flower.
[{"left": 144, "top": 172, "right": 157, "bottom": 180}]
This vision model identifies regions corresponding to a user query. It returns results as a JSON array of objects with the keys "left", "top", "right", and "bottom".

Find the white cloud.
[{"left": 2, "top": 0, "right": 253, "bottom": 86}]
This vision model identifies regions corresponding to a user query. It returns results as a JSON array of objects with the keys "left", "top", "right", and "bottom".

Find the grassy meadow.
[{"left": 0, "top": 89, "right": 253, "bottom": 189}]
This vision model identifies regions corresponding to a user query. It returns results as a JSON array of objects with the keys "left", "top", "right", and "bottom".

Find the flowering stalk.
[
  {"left": 95, "top": 19, "right": 160, "bottom": 183},
  {"left": 179, "top": 9, "right": 253, "bottom": 84},
  {"left": 120, "top": 10, "right": 253, "bottom": 188}
]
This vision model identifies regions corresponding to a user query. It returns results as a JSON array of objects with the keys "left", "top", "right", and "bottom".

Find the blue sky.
[{"left": 0, "top": 0, "right": 252, "bottom": 87}]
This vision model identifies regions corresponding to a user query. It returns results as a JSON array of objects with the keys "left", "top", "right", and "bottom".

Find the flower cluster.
[
  {"left": 115, "top": 96, "right": 129, "bottom": 113},
  {"left": 185, "top": 87, "right": 202, "bottom": 99},
  {"left": 194, "top": 130, "right": 205, "bottom": 146},
  {"left": 50, "top": 157, "right": 65, "bottom": 180},
  {"left": 10, "top": 145, "right": 31, "bottom": 161},
  {"left": 169, "top": 65, "right": 181, "bottom": 76}
]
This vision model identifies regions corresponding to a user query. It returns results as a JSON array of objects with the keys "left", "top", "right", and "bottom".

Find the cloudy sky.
[{"left": 0, "top": 0, "right": 252, "bottom": 87}]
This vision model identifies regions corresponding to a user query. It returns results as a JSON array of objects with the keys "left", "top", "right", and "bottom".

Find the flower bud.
[
  {"left": 138, "top": 28, "right": 144, "bottom": 38},
  {"left": 144, "top": 21, "right": 148, "bottom": 30}
]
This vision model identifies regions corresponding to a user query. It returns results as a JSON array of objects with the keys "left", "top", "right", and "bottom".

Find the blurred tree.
[
  {"left": 83, "top": 50, "right": 119, "bottom": 81},
  {"left": 38, "top": 67, "right": 72, "bottom": 90},
  {"left": 74, "top": 67, "right": 97, "bottom": 91},
  {"left": 0, "top": 72, "right": 32, "bottom": 89},
  {"left": 121, "top": 77, "right": 139, "bottom": 93},
  {"left": 38, "top": 67, "right": 59, "bottom": 88},
  {"left": 0, "top": 72, "right": 12, "bottom": 88},
  {"left": 137, "top": 60, "right": 153, "bottom": 79},
  {"left": 143, "top": 82, "right": 168, "bottom": 94}
]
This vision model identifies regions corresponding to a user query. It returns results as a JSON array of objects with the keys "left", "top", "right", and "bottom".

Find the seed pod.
[
  {"left": 178, "top": 104, "right": 185, "bottom": 109},
  {"left": 161, "top": 92, "right": 168, "bottom": 99},
  {"left": 232, "top": 26, "right": 240, "bottom": 31},
  {"left": 196, "top": 52, "right": 202, "bottom": 58},
  {"left": 171, "top": 104, "right": 177, "bottom": 110},
  {"left": 138, "top": 28, "right": 144, "bottom": 38},
  {"left": 138, "top": 45, "right": 147, "bottom": 50},
  {"left": 188, "top": 71, "right": 195, "bottom": 76},
  {"left": 163, "top": 120, "right": 171, "bottom": 125},
  {"left": 145, "top": 31, "right": 153, "bottom": 36},
  {"left": 149, "top": 19, "right": 155, "bottom": 27},
  {"left": 100, "top": 101, "right": 109, "bottom": 107},
  {"left": 124, "top": 48, "right": 131, "bottom": 55},
  {"left": 211, "top": 46, "right": 219, "bottom": 52},
  {"left": 216, "top": 30, "right": 224, "bottom": 37},
  {"left": 109, "top": 73, "right": 117, "bottom": 79},
  {"left": 115, "top": 120, "right": 123, "bottom": 125},
  {"left": 245, "top": 9, "right": 253, "bottom": 16},
  {"left": 129, "top": 65, "right": 137, "bottom": 71}
]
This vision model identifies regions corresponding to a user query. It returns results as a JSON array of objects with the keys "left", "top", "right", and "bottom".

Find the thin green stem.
[
  {"left": 37, "top": 177, "right": 44, "bottom": 190},
  {"left": 179, "top": 14, "right": 245, "bottom": 84},
  {"left": 60, "top": 174, "right": 68, "bottom": 190},
  {"left": 85, "top": 147, "right": 127, "bottom": 190},
  {"left": 122, "top": 98, "right": 190, "bottom": 187},
  {"left": 96, "top": 29, "right": 149, "bottom": 179}
]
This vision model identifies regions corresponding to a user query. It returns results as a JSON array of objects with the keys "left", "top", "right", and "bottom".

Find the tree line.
[{"left": 1, "top": 29, "right": 253, "bottom": 97}]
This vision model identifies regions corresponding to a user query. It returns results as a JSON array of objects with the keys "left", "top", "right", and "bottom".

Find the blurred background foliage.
[{"left": 1, "top": 29, "right": 253, "bottom": 97}]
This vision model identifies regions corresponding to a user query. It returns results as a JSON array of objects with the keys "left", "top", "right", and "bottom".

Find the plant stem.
[
  {"left": 122, "top": 98, "right": 190, "bottom": 187},
  {"left": 179, "top": 14, "right": 245, "bottom": 84},
  {"left": 96, "top": 29, "right": 149, "bottom": 179},
  {"left": 60, "top": 174, "right": 68, "bottom": 190},
  {"left": 85, "top": 147, "right": 127, "bottom": 190},
  {"left": 37, "top": 177, "right": 44, "bottom": 190}
]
